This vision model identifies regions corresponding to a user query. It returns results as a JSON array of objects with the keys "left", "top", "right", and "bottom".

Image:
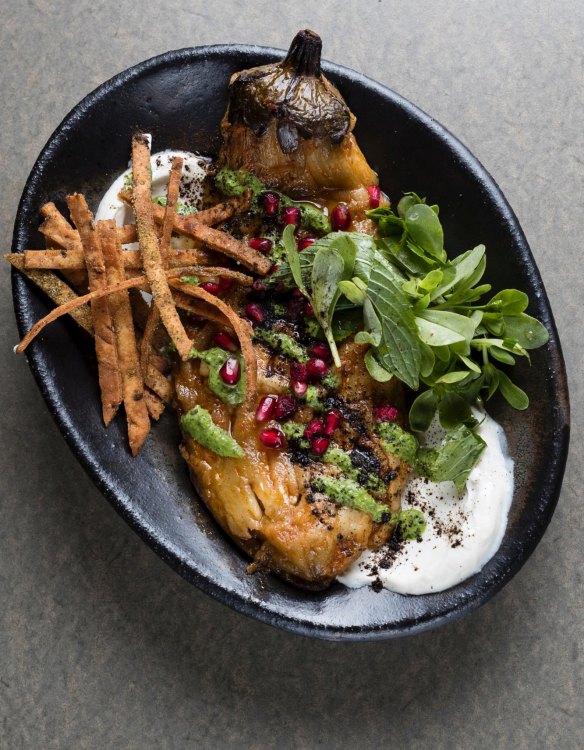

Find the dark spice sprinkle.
[
  {"left": 371, "top": 578, "right": 384, "bottom": 593},
  {"left": 337, "top": 533, "right": 344, "bottom": 541},
  {"left": 288, "top": 440, "right": 313, "bottom": 467},
  {"left": 350, "top": 447, "right": 381, "bottom": 477}
]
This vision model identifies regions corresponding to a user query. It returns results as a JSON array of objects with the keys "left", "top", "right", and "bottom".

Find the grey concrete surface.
[{"left": 0, "top": 1, "right": 582, "bottom": 748}]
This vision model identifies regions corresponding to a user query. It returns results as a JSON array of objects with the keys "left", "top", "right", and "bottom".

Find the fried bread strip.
[
  {"left": 23, "top": 246, "right": 208, "bottom": 271},
  {"left": 171, "top": 289, "right": 231, "bottom": 327},
  {"left": 144, "top": 390, "right": 165, "bottom": 421},
  {"left": 131, "top": 134, "right": 193, "bottom": 361},
  {"left": 40, "top": 202, "right": 136, "bottom": 248},
  {"left": 5, "top": 253, "right": 93, "bottom": 334},
  {"left": 15, "top": 266, "right": 251, "bottom": 352},
  {"left": 140, "top": 155, "right": 183, "bottom": 393},
  {"left": 160, "top": 156, "right": 183, "bottom": 260},
  {"left": 66, "top": 193, "right": 122, "bottom": 425},
  {"left": 118, "top": 188, "right": 252, "bottom": 229},
  {"left": 119, "top": 187, "right": 269, "bottom": 274},
  {"left": 99, "top": 220, "right": 150, "bottom": 455}
]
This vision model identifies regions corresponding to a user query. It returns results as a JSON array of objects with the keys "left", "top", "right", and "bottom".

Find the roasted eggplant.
[{"left": 175, "top": 31, "right": 408, "bottom": 588}]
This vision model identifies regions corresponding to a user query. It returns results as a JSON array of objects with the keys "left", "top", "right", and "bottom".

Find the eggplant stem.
[{"left": 282, "top": 29, "right": 322, "bottom": 77}]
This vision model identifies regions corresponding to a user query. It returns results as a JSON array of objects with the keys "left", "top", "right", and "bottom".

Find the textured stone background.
[{"left": 0, "top": 1, "right": 582, "bottom": 748}]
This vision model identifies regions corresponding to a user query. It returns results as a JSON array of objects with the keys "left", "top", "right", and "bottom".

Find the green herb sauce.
[
  {"left": 311, "top": 475, "right": 390, "bottom": 523},
  {"left": 181, "top": 406, "right": 243, "bottom": 458},
  {"left": 215, "top": 167, "right": 331, "bottom": 234},
  {"left": 376, "top": 422, "right": 419, "bottom": 464},
  {"left": 253, "top": 329, "right": 308, "bottom": 362},
  {"left": 189, "top": 347, "right": 245, "bottom": 406},
  {"left": 396, "top": 509, "right": 427, "bottom": 541},
  {"left": 321, "top": 446, "right": 384, "bottom": 492}
]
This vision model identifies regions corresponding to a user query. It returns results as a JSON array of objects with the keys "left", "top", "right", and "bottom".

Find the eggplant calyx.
[{"left": 225, "top": 29, "right": 352, "bottom": 154}]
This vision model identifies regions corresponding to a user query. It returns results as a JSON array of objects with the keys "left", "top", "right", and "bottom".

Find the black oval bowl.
[{"left": 11, "top": 45, "right": 569, "bottom": 640}]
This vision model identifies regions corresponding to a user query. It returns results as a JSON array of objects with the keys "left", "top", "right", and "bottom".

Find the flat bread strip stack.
[{"left": 9, "top": 133, "right": 263, "bottom": 455}]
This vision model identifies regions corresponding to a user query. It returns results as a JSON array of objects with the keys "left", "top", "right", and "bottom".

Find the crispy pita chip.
[
  {"left": 140, "top": 304, "right": 161, "bottom": 386},
  {"left": 145, "top": 363, "right": 173, "bottom": 402},
  {"left": 118, "top": 188, "right": 252, "bottom": 229},
  {"left": 131, "top": 134, "right": 192, "bottom": 360},
  {"left": 40, "top": 202, "right": 136, "bottom": 249},
  {"left": 23, "top": 246, "right": 210, "bottom": 271},
  {"left": 172, "top": 289, "right": 231, "bottom": 327},
  {"left": 99, "top": 220, "right": 150, "bottom": 455},
  {"left": 66, "top": 194, "right": 122, "bottom": 425},
  {"left": 141, "top": 155, "right": 184, "bottom": 379},
  {"left": 6, "top": 253, "right": 93, "bottom": 334},
  {"left": 160, "top": 156, "right": 183, "bottom": 258},
  {"left": 183, "top": 191, "right": 252, "bottom": 227},
  {"left": 144, "top": 389, "right": 165, "bottom": 421}
]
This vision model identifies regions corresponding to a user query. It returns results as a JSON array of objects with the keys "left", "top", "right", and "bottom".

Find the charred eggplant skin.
[{"left": 225, "top": 29, "right": 351, "bottom": 154}]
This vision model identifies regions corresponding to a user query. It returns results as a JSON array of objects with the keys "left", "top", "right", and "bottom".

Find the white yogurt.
[
  {"left": 95, "top": 148, "right": 210, "bottom": 227},
  {"left": 338, "top": 411, "right": 514, "bottom": 595}
]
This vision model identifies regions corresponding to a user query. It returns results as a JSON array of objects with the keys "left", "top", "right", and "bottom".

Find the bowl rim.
[{"left": 11, "top": 44, "right": 570, "bottom": 641}]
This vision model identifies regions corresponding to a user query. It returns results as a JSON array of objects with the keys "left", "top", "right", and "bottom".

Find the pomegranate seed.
[
  {"left": 255, "top": 395, "right": 278, "bottom": 423},
  {"left": 307, "top": 357, "right": 328, "bottom": 381},
  {"left": 367, "top": 185, "right": 381, "bottom": 208},
  {"left": 275, "top": 395, "right": 297, "bottom": 421},
  {"left": 304, "top": 419, "right": 325, "bottom": 440},
  {"left": 309, "top": 342, "right": 330, "bottom": 360},
  {"left": 259, "top": 427, "right": 285, "bottom": 449},
  {"left": 291, "top": 380, "right": 308, "bottom": 398},
  {"left": 263, "top": 192, "right": 280, "bottom": 216},
  {"left": 311, "top": 437, "right": 330, "bottom": 456},
  {"left": 290, "top": 362, "right": 308, "bottom": 383},
  {"left": 305, "top": 302, "right": 314, "bottom": 317},
  {"left": 269, "top": 263, "right": 280, "bottom": 275},
  {"left": 244, "top": 303, "right": 264, "bottom": 325},
  {"left": 251, "top": 279, "right": 267, "bottom": 295},
  {"left": 287, "top": 296, "right": 307, "bottom": 322},
  {"left": 219, "top": 357, "right": 240, "bottom": 385},
  {"left": 297, "top": 237, "right": 316, "bottom": 251},
  {"left": 374, "top": 405, "right": 399, "bottom": 422},
  {"left": 331, "top": 203, "right": 351, "bottom": 231},
  {"left": 213, "top": 330, "right": 238, "bottom": 352},
  {"left": 282, "top": 206, "right": 301, "bottom": 227},
  {"left": 324, "top": 410, "right": 342, "bottom": 436},
  {"left": 218, "top": 277, "right": 234, "bottom": 293},
  {"left": 249, "top": 237, "right": 273, "bottom": 254},
  {"left": 200, "top": 281, "right": 220, "bottom": 295},
  {"left": 292, "top": 288, "right": 305, "bottom": 298}
]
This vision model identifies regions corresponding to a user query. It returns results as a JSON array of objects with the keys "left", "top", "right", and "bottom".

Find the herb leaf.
[
  {"left": 416, "top": 425, "right": 486, "bottom": 493},
  {"left": 311, "top": 247, "right": 346, "bottom": 367},
  {"left": 367, "top": 256, "right": 421, "bottom": 389}
]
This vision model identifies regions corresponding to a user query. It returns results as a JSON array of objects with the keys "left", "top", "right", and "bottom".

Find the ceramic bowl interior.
[{"left": 11, "top": 45, "right": 570, "bottom": 640}]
